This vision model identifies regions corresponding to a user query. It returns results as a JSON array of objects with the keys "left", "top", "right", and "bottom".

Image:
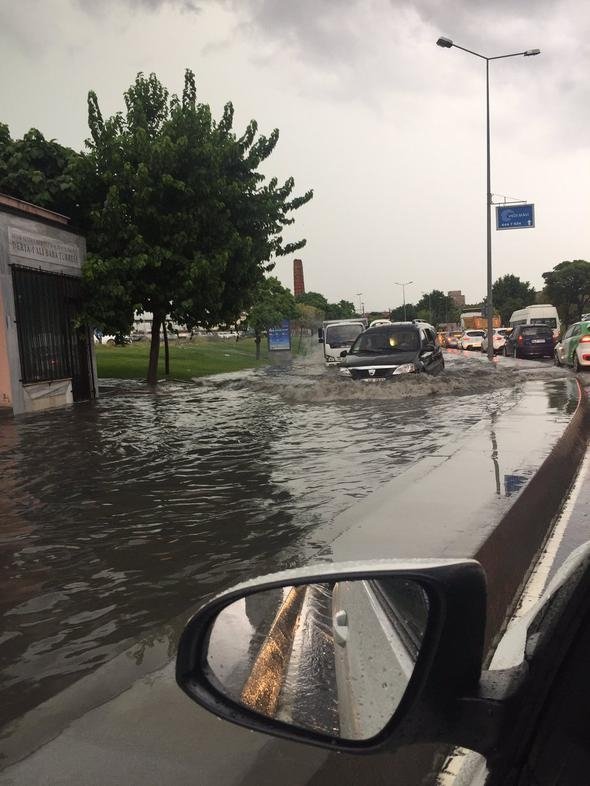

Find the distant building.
[
  {"left": 448, "top": 290, "right": 466, "bottom": 308},
  {"left": 0, "top": 193, "right": 97, "bottom": 414},
  {"left": 293, "top": 258, "right": 305, "bottom": 297}
]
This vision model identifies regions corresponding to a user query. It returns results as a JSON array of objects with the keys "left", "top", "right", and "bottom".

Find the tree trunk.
[
  {"left": 255, "top": 332, "right": 261, "bottom": 360},
  {"left": 163, "top": 319, "right": 170, "bottom": 375},
  {"left": 147, "top": 311, "right": 162, "bottom": 385}
]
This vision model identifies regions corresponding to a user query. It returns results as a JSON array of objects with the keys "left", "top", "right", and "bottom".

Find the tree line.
[{"left": 391, "top": 267, "right": 590, "bottom": 330}]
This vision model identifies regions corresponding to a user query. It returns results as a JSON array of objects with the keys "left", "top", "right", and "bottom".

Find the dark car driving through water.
[{"left": 338, "top": 321, "right": 444, "bottom": 381}]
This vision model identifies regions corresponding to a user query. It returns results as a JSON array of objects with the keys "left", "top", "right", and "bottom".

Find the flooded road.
[{"left": 0, "top": 348, "right": 569, "bottom": 729}]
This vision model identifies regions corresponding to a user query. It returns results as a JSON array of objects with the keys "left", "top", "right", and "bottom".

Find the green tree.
[
  {"left": 246, "top": 277, "right": 299, "bottom": 358},
  {"left": 326, "top": 299, "right": 357, "bottom": 319},
  {"left": 390, "top": 303, "right": 417, "bottom": 322},
  {"left": 0, "top": 124, "right": 83, "bottom": 219},
  {"left": 415, "top": 290, "right": 460, "bottom": 325},
  {"left": 296, "top": 291, "right": 329, "bottom": 314},
  {"left": 295, "top": 302, "right": 324, "bottom": 330},
  {"left": 542, "top": 260, "right": 590, "bottom": 324},
  {"left": 492, "top": 274, "right": 536, "bottom": 325},
  {"left": 82, "top": 70, "right": 312, "bottom": 383}
]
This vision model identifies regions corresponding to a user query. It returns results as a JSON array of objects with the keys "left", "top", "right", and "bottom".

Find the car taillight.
[
  {"left": 580, "top": 335, "right": 590, "bottom": 343},
  {"left": 517, "top": 334, "right": 523, "bottom": 343}
]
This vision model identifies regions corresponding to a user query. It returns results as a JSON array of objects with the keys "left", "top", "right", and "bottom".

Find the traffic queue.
[{"left": 320, "top": 302, "right": 590, "bottom": 379}]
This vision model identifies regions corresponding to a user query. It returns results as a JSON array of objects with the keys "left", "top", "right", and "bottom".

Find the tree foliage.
[
  {"left": 542, "top": 260, "right": 590, "bottom": 325},
  {"left": 0, "top": 124, "right": 82, "bottom": 218},
  {"left": 296, "top": 291, "right": 329, "bottom": 313},
  {"left": 326, "top": 299, "right": 356, "bottom": 320},
  {"left": 390, "top": 303, "right": 418, "bottom": 322},
  {"left": 246, "top": 276, "right": 298, "bottom": 358},
  {"left": 492, "top": 274, "right": 536, "bottom": 325},
  {"left": 295, "top": 302, "right": 324, "bottom": 330},
  {"left": 414, "top": 290, "right": 460, "bottom": 326},
  {"left": 82, "top": 70, "right": 313, "bottom": 382}
]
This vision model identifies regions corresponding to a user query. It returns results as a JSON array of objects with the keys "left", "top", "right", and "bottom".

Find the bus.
[{"left": 508, "top": 304, "right": 561, "bottom": 338}]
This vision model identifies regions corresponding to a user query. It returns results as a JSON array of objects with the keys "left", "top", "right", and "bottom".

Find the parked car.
[
  {"left": 460, "top": 329, "right": 485, "bottom": 350},
  {"left": 554, "top": 320, "right": 590, "bottom": 371},
  {"left": 338, "top": 321, "right": 444, "bottom": 381},
  {"left": 504, "top": 325, "right": 554, "bottom": 359},
  {"left": 481, "top": 327, "right": 512, "bottom": 355},
  {"left": 93, "top": 332, "right": 130, "bottom": 345}
]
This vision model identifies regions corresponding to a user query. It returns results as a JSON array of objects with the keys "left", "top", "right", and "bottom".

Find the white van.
[
  {"left": 509, "top": 304, "right": 560, "bottom": 338},
  {"left": 320, "top": 319, "right": 366, "bottom": 364}
]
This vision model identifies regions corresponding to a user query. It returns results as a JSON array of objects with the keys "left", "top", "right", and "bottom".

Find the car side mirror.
[
  {"left": 340, "top": 350, "right": 348, "bottom": 358},
  {"left": 422, "top": 343, "right": 435, "bottom": 354},
  {"left": 177, "top": 559, "right": 494, "bottom": 754}
]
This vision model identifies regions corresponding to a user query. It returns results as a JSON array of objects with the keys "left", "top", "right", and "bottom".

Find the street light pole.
[
  {"left": 356, "top": 292, "right": 364, "bottom": 317},
  {"left": 394, "top": 281, "right": 413, "bottom": 321},
  {"left": 436, "top": 37, "right": 540, "bottom": 361}
]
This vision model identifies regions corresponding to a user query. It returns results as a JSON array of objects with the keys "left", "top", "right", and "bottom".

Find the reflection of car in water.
[{"left": 339, "top": 322, "right": 444, "bottom": 381}]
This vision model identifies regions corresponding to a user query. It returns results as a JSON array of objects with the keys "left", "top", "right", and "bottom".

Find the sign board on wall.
[
  {"left": 496, "top": 204, "right": 535, "bottom": 230},
  {"left": 268, "top": 320, "right": 291, "bottom": 351},
  {"left": 7, "top": 227, "right": 81, "bottom": 269}
]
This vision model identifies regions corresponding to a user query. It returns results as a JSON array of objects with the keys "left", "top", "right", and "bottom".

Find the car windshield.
[
  {"left": 466, "top": 330, "right": 485, "bottom": 337},
  {"left": 350, "top": 327, "right": 420, "bottom": 354},
  {"left": 324, "top": 324, "right": 364, "bottom": 346},
  {"left": 531, "top": 318, "right": 557, "bottom": 327}
]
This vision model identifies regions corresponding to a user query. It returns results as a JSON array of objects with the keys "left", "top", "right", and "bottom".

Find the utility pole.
[{"left": 394, "top": 281, "right": 413, "bottom": 321}]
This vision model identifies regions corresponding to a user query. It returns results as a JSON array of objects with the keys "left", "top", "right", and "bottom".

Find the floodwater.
[{"left": 0, "top": 347, "right": 568, "bottom": 729}]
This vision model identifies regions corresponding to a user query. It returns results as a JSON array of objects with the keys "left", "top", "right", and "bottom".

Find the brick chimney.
[{"left": 293, "top": 258, "right": 305, "bottom": 297}]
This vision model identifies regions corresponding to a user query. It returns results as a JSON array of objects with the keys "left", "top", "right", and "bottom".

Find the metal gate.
[{"left": 11, "top": 265, "right": 93, "bottom": 402}]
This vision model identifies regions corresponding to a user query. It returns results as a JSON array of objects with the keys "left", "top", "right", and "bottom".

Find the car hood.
[{"left": 343, "top": 351, "right": 418, "bottom": 368}]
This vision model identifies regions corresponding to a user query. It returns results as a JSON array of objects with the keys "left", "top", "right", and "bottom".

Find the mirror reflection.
[{"left": 205, "top": 577, "right": 429, "bottom": 740}]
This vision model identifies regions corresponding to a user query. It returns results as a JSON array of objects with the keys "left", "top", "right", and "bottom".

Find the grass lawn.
[{"left": 95, "top": 337, "right": 282, "bottom": 380}]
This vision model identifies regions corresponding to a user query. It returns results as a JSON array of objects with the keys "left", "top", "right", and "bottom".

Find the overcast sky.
[{"left": 2, "top": 0, "right": 589, "bottom": 310}]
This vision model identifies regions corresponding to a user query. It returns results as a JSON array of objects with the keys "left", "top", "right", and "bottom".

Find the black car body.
[
  {"left": 504, "top": 325, "right": 554, "bottom": 358},
  {"left": 339, "top": 322, "right": 444, "bottom": 381}
]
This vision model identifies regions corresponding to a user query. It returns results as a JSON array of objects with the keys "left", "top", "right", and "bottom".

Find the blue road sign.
[
  {"left": 496, "top": 203, "right": 535, "bottom": 230},
  {"left": 268, "top": 319, "right": 291, "bottom": 351}
]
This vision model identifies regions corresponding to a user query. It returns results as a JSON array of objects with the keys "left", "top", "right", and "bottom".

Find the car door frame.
[{"left": 420, "top": 327, "right": 440, "bottom": 372}]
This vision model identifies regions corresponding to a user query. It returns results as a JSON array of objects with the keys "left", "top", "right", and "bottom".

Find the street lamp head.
[
  {"left": 436, "top": 37, "right": 453, "bottom": 48},
  {"left": 524, "top": 48, "right": 541, "bottom": 56}
]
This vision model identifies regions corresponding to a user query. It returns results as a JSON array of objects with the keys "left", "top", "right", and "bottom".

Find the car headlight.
[
  {"left": 339, "top": 367, "right": 352, "bottom": 376},
  {"left": 392, "top": 363, "right": 416, "bottom": 375}
]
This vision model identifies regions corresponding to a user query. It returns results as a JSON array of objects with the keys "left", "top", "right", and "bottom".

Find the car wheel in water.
[
  {"left": 513, "top": 347, "right": 519, "bottom": 359},
  {"left": 573, "top": 354, "right": 581, "bottom": 373},
  {"left": 553, "top": 351, "right": 561, "bottom": 367},
  {"left": 106, "top": 339, "right": 116, "bottom": 346}
]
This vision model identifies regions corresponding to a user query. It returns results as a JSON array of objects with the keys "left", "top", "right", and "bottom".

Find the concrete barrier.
[{"left": 477, "top": 379, "right": 590, "bottom": 654}]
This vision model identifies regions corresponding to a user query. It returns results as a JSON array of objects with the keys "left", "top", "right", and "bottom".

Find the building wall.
[
  {"left": 448, "top": 290, "right": 466, "bottom": 308},
  {"left": 0, "top": 210, "right": 93, "bottom": 415}
]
